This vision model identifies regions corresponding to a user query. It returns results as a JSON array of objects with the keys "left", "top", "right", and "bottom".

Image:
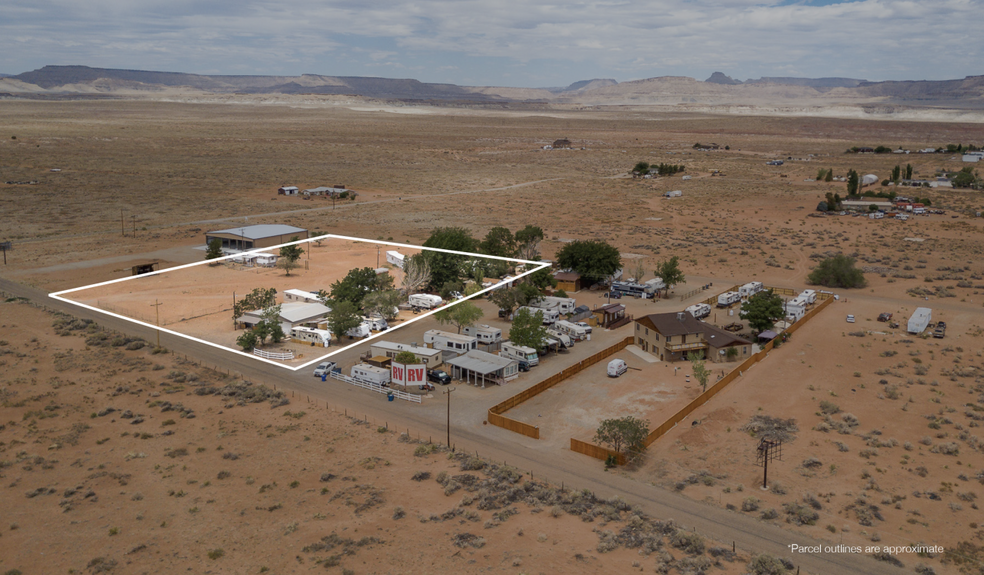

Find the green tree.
[
  {"left": 515, "top": 225, "right": 544, "bottom": 261},
  {"left": 846, "top": 170, "right": 859, "bottom": 196},
  {"left": 479, "top": 226, "right": 517, "bottom": 258},
  {"left": 489, "top": 286, "right": 521, "bottom": 315},
  {"left": 556, "top": 240, "right": 621, "bottom": 283},
  {"left": 816, "top": 168, "right": 827, "bottom": 181},
  {"left": 952, "top": 167, "right": 977, "bottom": 188},
  {"left": 422, "top": 227, "right": 479, "bottom": 290},
  {"left": 687, "top": 351, "right": 710, "bottom": 393},
  {"left": 869, "top": 204, "right": 879, "bottom": 212},
  {"left": 438, "top": 280, "right": 464, "bottom": 300},
  {"left": 633, "top": 161, "right": 650, "bottom": 175},
  {"left": 807, "top": 255, "right": 866, "bottom": 289},
  {"left": 824, "top": 169, "right": 833, "bottom": 182},
  {"left": 739, "top": 290, "right": 786, "bottom": 333},
  {"left": 253, "top": 305, "right": 285, "bottom": 344},
  {"left": 593, "top": 416, "right": 650, "bottom": 463},
  {"left": 393, "top": 350, "right": 419, "bottom": 365},
  {"left": 526, "top": 263, "right": 557, "bottom": 291},
  {"left": 554, "top": 289, "right": 568, "bottom": 298},
  {"left": 205, "top": 238, "right": 224, "bottom": 261},
  {"left": 325, "top": 300, "right": 362, "bottom": 342},
  {"left": 433, "top": 300, "right": 484, "bottom": 333},
  {"left": 236, "top": 330, "right": 258, "bottom": 350},
  {"left": 516, "top": 283, "right": 544, "bottom": 306},
  {"left": 362, "top": 289, "right": 402, "bottom": 320},
  {"left": 891, "top": 165, "right": 901, "bottom": 183},
  {"left": 278, "top": 236, "right": 304, "bottom": 276},
  {"left": 655, "top": 256, "right": 685, "bottom": 297},
  {"left": 508, "top": 307, "right": 548, "bottom": 350},
  {"left": 905, "top": 164, "right": 913, "bottom": 179},
  {"left": 233, "top": 287, "right": 278, "bottom": 324},
  {"left": 329, "top": 267, "right": 393, "bottom": 309}
]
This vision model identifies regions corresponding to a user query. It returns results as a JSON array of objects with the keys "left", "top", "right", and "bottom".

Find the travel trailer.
[
  {"left": 517, "top": 306, "right": 559, "bottom": 324},
  {"left": 501, "top": 342, "right": 539, "bottom": 366},
  {"left": 908, "top": 307, "right": 932, "bottom": 334},
  {"left": 289, "top": 326, "right": 332, "bottom": 347},
  {"left": 363, "top": 317, "right": 388, "bottom": 331},
  {"left": 739, "top": 282, "right": 763, "bottom": 298},
  {"left": 717, "top": 292, "right": 741, "bottom": 307},
  {"left": 345, "top": 322, "right": 371, "bottom": 339},
  {"left": 350, "top": 364, "right": 391, "bottom": 386},
  {"left": 685, "top": 303, "right": 711, "bottom": 320},
  {"left": 385, "top": 250, "right": 405, "bottom": 269},
  {"left": 529, "top": 296, "right": 576, "bottom": 315},
  {"left": 554, "top": 320, "right": 589, "bottom": 341},
  {"left": 423, "top": 330, "right": 478, "bottom": 353},
  {"left": 409, "top": 293, "right": 444, "bottom": 309},
  {"left": 799, "top": 289, "right": 817, "bottom": 304},
  {"left": 462, "top": 324, "right": 502, "bottom": 344}
]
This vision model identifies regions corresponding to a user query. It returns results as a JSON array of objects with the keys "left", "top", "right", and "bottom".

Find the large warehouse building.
[{"left": 204, "top": 224, "right": 309, "bottom": 251}]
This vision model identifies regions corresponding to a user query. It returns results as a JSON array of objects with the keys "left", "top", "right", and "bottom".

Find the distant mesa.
[
  {"left": 560, "top": 78, "right": 618, "bottom": 92},
  {"left": 744, "top": 76, "right": 867, "bottom": 89},
  {"left": 705, "top": 72, "right": 741, "bottom": 85}
]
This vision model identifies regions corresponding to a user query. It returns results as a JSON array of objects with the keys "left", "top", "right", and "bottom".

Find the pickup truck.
[
  {"left": 427, "top": 369, "right": 452, "bottom": 385},
  {"left": 933, "top": 321, "right": 946, "bottom": 339},
  {"left": 877, "top": 313, "right": 893, "bottom": 322},
  {"left": 313, "top": 361, "right": 338, "bottom": 377}
]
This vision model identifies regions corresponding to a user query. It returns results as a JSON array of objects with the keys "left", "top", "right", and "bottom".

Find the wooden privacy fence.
[
  {"left": 488, "top": 336, "right": 636, "bottom": 439},
  {"left": 572, "top": 294, "right": 834, "bottom": 462}
]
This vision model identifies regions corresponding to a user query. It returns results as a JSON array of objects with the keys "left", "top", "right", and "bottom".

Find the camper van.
[
  {"left": 350, "top": 364, "right": 391, "bottom": 386},
  {"left": 529, "top": 296, "right": 576, "bottom": 315},
  {"left": 290, "top": 326, "right": 332, "bottom": 347},
  {"left": 462, "top": 324, "right": 502, "bottom": 344},
  {"left": 517, "top": 306, "right": 559, "bottom": 325},
  {"left": 501, "top": 342, "right": 539, "bottom": 366},
  {"left": 612, "top": 281, "right": 655, "bottom": 299},
  {"left": 607, "top": 359, "right": 628, "bottom": 377},
  {"left": 799, "top": 289, "right": 817, "bottom": 304},
  {"left": 685, "top": 303, "right": 711, "bottom": 320},
  {"left": 717, "top": 292, "right": 741, "bottom": 307},
  {"left": 409, "top": 293, "right": 444, "bottom": 309},
  {"left": 345, "top": 322, "right": 371, "bottom": 339},
  {"left": 363, "top": 317, "right": 388, "bottom": 331},
  {"left": 739, "top": 282, "right": 763, "bottom": 298},
  {"left": 554, "top": 320, "right": 588, "bottom": 341}
]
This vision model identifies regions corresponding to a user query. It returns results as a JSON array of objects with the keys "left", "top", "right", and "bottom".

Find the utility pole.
[
  {"left": 132, "top": 215, "right": 136, "bottom": 238},
  {"left": 755, "top": 438, "right": 782, "bottom": 490},
  {"left": 150, "top": 299, "right": 163, "bottom": 348},
  {"left": 376, "top": 245, "right": 380, "bottom": 268},
  {"left": 443, "top": 386, "right": 456, "bottom": 448},
  {"left": 121, "top": 209, "right": 125, "bottom": 237}
]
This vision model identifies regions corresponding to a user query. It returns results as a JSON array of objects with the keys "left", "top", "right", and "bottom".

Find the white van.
[{"left": 607, "top": 359, "right": 628, "bottom": 378}]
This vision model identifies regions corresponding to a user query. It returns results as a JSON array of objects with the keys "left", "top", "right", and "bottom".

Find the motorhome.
[
  {"left": 409, "top": 293, "right": 444, "bottom": 309},
  {"left": 607, "top": 359, "right": 628, "bottom": 377},
  {"left": 350, "top": 364, "right": 391, "bottom": 386},
  {"left": 529, "top": 296, "right": 576, "bottom": 315},
  {"left": 462, "top": 324, "right": 502, "bottom": 345},
  {"left": 501, "top": 342, "right": 539, "bottom": 366},
  {"left": 517, "top": 306, "right": 559, "bottom": 324},
  {"left": 611, "top": 281, "right": 655, "bottom": 298},
  {"left": 345, "top": 322, "right": 371, "bottom": 339},
  {"left": 685, "top": 303, "right": 711, "bottom": 320},
  {"left": 717, "top": 291, "right": 741, "bottom": 307},
  {"left": 289, "top": 326, "right": 332, "bottom": 347},
  {"left": 423, "top": 329, "right": 478, "bottom": 354},
  {"left": 739, "top": 282, "right": 763, "bottom": 298},
  {"left": 799, "top": 289, "right": 817, "bottom": 304},
  {"left": 554, "top": 320, "right": 588, "bottom": 341}
]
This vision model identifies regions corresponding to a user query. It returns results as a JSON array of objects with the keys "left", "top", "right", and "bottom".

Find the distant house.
[
  {"left": 303, "top": 186, "right": 333, "bottom": 195},
  {"left": 634, "top": 312, "right": 752, "bottom": 363},
  {"left": 857, "top": 147, "right": 875, "bottom": 154},
  {"left": 552, "top": 138, "right": 572, "bottom": 149},
  {"left": 205, "top": 224, "right": 308, "bottom": 252},
  {"left": 553, "top": 271, "right": 585, "bottom": 293},
  {"left": 238, "top": 302, "right": 331, "bottom": 334},
  {"left": 283, "top": 289, "right": 321, "bottom": 304},
  {"left": 369, "top": 341, "right": 444, "bottom": 369},
  {"left": 278, "top": 186, "right": 299, "bottom": 195}
]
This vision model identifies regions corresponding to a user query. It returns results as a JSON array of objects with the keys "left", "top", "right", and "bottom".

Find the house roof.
[
  {"left": 554, "top": 271, "right": 581, "bottom": 282},
  {"left": 595, "top": 304, "right": 625, "bottom": 314},
  {"left": 370, "top": 341, "right": 441, "bottom": 357},
  {"left": 206, "top": 224, "right": 307, "bottom": 240},
  {"left": 445, "top": 350, "right": 516, "bottom": 375},
  {"left": 278, "top": 302, "right": 331, "bottom": 323},
  {"left": 636, "top": 312, "right": 751, "bottom": 346},
  {"left": 304, "top": 187, "right": 333, "bottom": 193},
  {"left": 425, "top": 329, "right": 476, "bottom": 343}
]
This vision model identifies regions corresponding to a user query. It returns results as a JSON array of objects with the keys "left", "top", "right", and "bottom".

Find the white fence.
[
  {"left": 252, "top": 348, "right": 295, "bottom": 361},
  {"left": 329, "top": 372, "right": 422, "bottom": 404}
]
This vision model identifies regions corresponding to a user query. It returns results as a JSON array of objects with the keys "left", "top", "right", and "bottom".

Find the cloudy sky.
[{"left": 1, "top": 0, "right": 981, "bottom": 87}]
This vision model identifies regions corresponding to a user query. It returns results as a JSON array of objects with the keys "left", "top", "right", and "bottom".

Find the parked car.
[
  {"left": 517, "top": 360, "right": 531, "bottom": 372},
  {"left": 846, "top": 315, "right": 855, "bottom": 323},
  {"left": 877, "top": 313, "right": 893, "bottom": 322},
  {"left": 605, "top": 291, "right": 622, "bottom": 299},
  {"left": 574, "top": 321, "right": 593, "bottom": 334},
  {"left": 427, "top": 369, "right": 452, "bottom": 385},
  {"left": 498, "top": 309, "right": 511, "bottom": 318},
  {"left": 313, "top": 361, "right": 337, "bottom": 377}
]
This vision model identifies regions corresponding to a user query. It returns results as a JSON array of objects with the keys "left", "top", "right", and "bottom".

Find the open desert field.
[{"left": 2, "top": 97, "right": 984, "bottom": 573}]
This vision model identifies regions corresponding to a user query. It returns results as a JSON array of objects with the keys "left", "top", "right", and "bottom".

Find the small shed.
[
  {"left": 278, "top": 186, "right": 299, "bottom": 195},
  {"left": 552, "top": 138, "right": 572, "bottom": 149},
  {"left": 593, "top": 304, "right": 626, "bottom": 328},
  {"left": 554, "top": 271, "right": 585, "bottom": 293},
  {"left": 131, "top": 262, "right": 158, "bottom": 276}
]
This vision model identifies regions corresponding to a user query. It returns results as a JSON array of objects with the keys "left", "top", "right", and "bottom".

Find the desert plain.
[{"left": 1, "top": 96, "right": 984, "bottom": 575}]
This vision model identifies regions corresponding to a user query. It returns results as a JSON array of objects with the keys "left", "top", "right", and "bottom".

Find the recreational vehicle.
[
  {"left": 685, "top": 303, "right": 711, "bottom": 320},
  {"left": 529, "top": 296, "right": 577, "bottom": 315},
  {"left": 385, "top": 250, "right": 405, "bottom": 269},
  {"left": 423, "top": 330, "right": 478, "bottom": 353},
  {"left": 461, "top": 324, "right": 502, "bottom": 344},
  {"left": 554, "top": 320, "right": 588, "bottom": 341},
  {"left": 908, "top": 307, "right": 932, "bottom": 334},
  {"left": 350, "top": 364, "right": 391, "bottom": 386},
  {"left": 739, "top": 282, "right": 763, "bottom": 298},
  {"left": 501, "top": 342, "right": 539, "bottom": 366},
  {"left": 409, "top": 293, "right": 444, "bottom": 309},
  {"left": 289, "top": 326, "right": 332, "bottom": 347},
  {"left": 345, "top": 322, "right": 371, "bottom": 339},
  {"left": 717, "top": 292, "right": 741, "bottom": 307},
  {"left": 645, "top": 277, "right": 666, "bottom": 292},
  {"left": 611, "top": 281, "right": 655, "bottom": 298},
  {"left": 546, "top": 328, "right": 573, "bottom": 349},
  {"left": 284, "top": 289, "right": 321, "bottom": 303},
  {"left": 363, "top": 317, "right": 388, "bottom": 331},
  {"left": 517, "top": 306, "right": 558, "bottom": 324},
  {"left": 785, "top": 296, "right": 808, "bottom": 321},
  {"left": 799, "top": 289, "right": 817, "bottom": 304}
]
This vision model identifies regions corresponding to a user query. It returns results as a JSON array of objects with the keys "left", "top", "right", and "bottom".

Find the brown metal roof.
[
  {"left": 637, "top": 312, "right": 751, "bottom": 346},
  {"left": 553, "top": 271, "right": 580, "bottom": 281}
]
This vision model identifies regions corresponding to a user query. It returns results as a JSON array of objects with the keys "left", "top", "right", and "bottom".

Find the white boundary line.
[{"left": 48, "top": 234, "right": 550, "bottom": 372}]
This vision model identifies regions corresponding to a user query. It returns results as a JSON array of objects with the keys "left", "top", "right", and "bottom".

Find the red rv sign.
[{"left": 391, "top": 362, "right": 426, "bottom": 386}]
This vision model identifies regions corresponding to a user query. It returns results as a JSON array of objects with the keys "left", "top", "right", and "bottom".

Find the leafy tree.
[
  {"left": 479, "top": 226, "right": 516, "bottom": 258},
  {"left": 554, "top": 289, "right": 568, "bottom": 298},
  {"left": 515, "top": 225, "right": 544, "bottom": 261},
  {"left": 874, "top": 145, "right": 891, "bottom": 154},
  {"left": 236, "top": 330, "right": 258, "bottom": 350},
  {"left": 633, "top": 161, "right": 650, "bottom": 175},
  {"left": 437, "top": 280, "right": 463, "bottom": 300},
  {"left": 807, "top": 255, "right": 866, "bottom": 289},
  {"left": 953, "top": 167, "right": 977, "bottom": 188},
  {"left": 740, "top": 290, "right": 785, "bottom": 333},
  {"left": 233, "top": 287, "right": 277, "bottom": 323},
  {"left": 816, "top": 168, "right": 827, "bottom": 181},
  {"left": 422, "top": 227, "right": 479, "bottom": 290},
  {"left": 508, "top": 307, "right": 548, "bottom": 350},
  {"left": 205, "top": 238, "right": 224, "bottom": 261},
  {"left": 846, "top": 170, "right": 859, "bottom": 196},
  {"left": 362, "top": 289, "right": 402, "bottom": 320},
  {"left": 329, "top": 267, "right": 393, "bottom": 309},
  {"left": 254, "top": 305, "right": 285, "bottom": 344},
  {"left": 824, "top": 169, "right": 833, "bottom": 183},
  {"left": 869, "top": 204, "right": 879, "bottom": 212},
  {"left": 655, "top": 256, "right": 685, "bottom": 297},
  {"left": 433, "top": 300, "right": 484, "bottom": 333},
  {"left": 593, "top": 416, "right": 650, "bottom": 462},
  {"left": 816, "top": 201, "right": 828, "bottom": 212},
  {"left": 891, "top": 165, "right": 901, "bottom": 183},
  {"left": 393, "top": 350, "right": 419, "bottom": 365},
  {"left": 325, "top": 300, "right": 362, "bottom": 342},
  {"left": 687, "top": 351, "right": 710, "bottom": 393},
  {"left": 517, "top": 283, "right": 544, "bottom": 306},
  {"left": 633, "top": 260, "right": 647, "bottom": 283},
  {"left": 489, "top": 286, "right": 521, "bottom": 315},
  {"left": 525, "top": 263, "right": 557, "bottom": 291},
  {"left": 278, "top": 236, "right": 304, "bottom": 276},
  {"left": 905, "top": 164, "right": 913, "bottom": 180},
  {"left": 401, "top": 254, "right": 432, "bottom": 295},
  {"left": 556, "top": 240, "right": 621, "bottom": 283}
]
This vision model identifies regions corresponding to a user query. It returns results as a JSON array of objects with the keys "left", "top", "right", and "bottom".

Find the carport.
[{"left": 445, "top": 350, "right": 518, "bottom": 388}]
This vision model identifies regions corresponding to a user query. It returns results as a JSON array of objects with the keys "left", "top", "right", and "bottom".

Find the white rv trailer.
[
  {"left": 461, "top": 324, "right": 502, "bottom": 344},
  {"left": 645, "top": 277, "right": 666, "bottom": 292},
  {"left": 423, "top": 329, "right": 478, "bottom": 353},
  {"left": 385, "top": 250, "right": 406, "bottom": 269},
  {"left": 717, "top": 292, "right": 741, "bottom": 307},
  {"left": 283, "top": 289, "right": 322, "bottom": 303},
  {"left": 500, "top": 342, "right": 539, "bottom": 366},
  {"left": 408, "top": 293, "right": 444, "bottom": 309},
  {"left": 908, "top": 307, "right": 932, "bottom": 334},
  {"left": 363, "top": 317, "right": 388, "bottom": 331},
  {"left": 685, "top": 303, "right": 711, "bottom": 320},
  {"left": 553, "top": 320, "right": 588, "bottom": 341},
  {"left": 517, "top": 306, "right": 559, "bottom": 324},
  {"left": 350, "top": 364, "right": 391, "bottom": 386},
  {"left": 345, "top": 322, "right": 371, "bottom": 339},
  {"left": 289, "top": 326, "right": 332, "bottom": 347},
  {"left": 529, "top": 296, "right": 577, "bottom": 315},
  {"left": 739, "top": 282, "right": 763, "bottom": 298},
  {"left": 545, "top": 328, "right": 573, "bottom": 348},
  {"left": 799, "top": 289, "right": 817, "bottom": 304},
  {"left": 785, "top": 296, "right": 808, "bottom": 321}
]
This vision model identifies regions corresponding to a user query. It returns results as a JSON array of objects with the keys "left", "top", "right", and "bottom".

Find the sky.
[{"left": 1, "top": 0, "right": 981, "bottom": 88}]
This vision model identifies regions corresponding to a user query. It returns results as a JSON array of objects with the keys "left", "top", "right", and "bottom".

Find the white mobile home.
[
  {"left": 717, "top": 292, "right": 741, "bottom": 307},
  {"left": 645, "top": 277, "right": 666, "bottom": 292},
  {"left": 664, "top": 190, "right": 682, "bottom": 198},
  {"left": 369, "top": 341, "right": 443, "bottom": 369},
  {"left": 289, "top": 326, "right": 332, "bottom": 347},
  {"left": 554, "top": 320, "right": 588, "bottom": 341},
  {"left": 517, "top": 306, "right": 559, "bottom": 324},
  {"left": 350, "top": 364, "right": 391, "bottom": 386},
  {"left": 363, "top": 317, "right": 388, "bottom": 331},
  {"left": 799, "top": 289, "right": 817, "bottom": 304},
  {"left": 739, "top": 282, "right": 763, "bottom": 298},
  {"left": 284, "top": 289, "right": 321, "bottom": 303},
  {"left": 424, "top": 330, "right": 478, "bottom": 354},
  {"left": 529, "top": 296, "right": 577, "bottom": 315},
  {"left": 461, "top": 324, "right": 502, "bottom": 345},
  {"left": 409, "top": 293, "right": 444, "bottom": 309},
  {"left": 908, "top": 307, "right": 932, "bottom": 334},
  {"left": 386, "top": 250, "right": 406, "bottom": 269},
  {"left": 501, "top": 342, "right": 539, "bottom": 366},
  {"left": 255, "top": 253, "right": 278, "bottom": 267},
  {"left": 685, "top": 303, "right": 711, "bottom": 320}
]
